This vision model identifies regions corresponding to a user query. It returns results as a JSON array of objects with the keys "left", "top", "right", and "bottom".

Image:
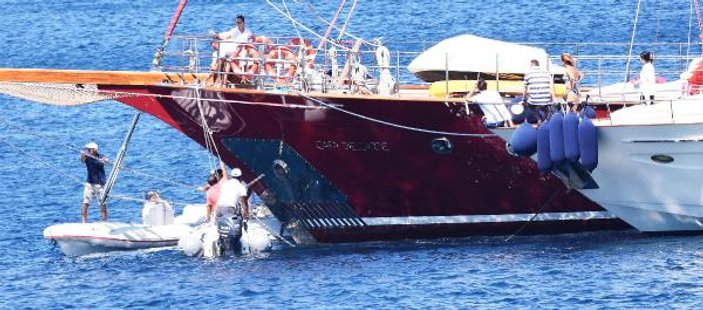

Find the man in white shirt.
[
  {"left": 216, "top": 167, "right": 249, "bottom": 220},
  {"left": 215, "top": 15, "right": 254, "bottom": 58},
  {"left": 208, "top": 15, "right": 254, "bottom": 86}
]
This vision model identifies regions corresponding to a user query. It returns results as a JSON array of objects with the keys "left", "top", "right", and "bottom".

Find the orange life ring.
[
  {"left": 229, "top": 44, "right": 260, "bottom": 81},
  {"left": 264, "top": 47, "right": 298, "bottom": 85},
  {"left": 287, "top": 38, "right": 316, "bottom": 68},
  {"left": 688, "top": 60, "right": 703, "bottom": 95}
]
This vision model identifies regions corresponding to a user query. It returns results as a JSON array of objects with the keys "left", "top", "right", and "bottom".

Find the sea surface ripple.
[{"left": 1, "top": 0, "right": 702, "bottom": 308}]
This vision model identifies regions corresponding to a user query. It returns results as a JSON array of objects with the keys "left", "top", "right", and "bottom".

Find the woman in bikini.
[{"left": 561, "top": 53, "right": 584, "bottom": 112}]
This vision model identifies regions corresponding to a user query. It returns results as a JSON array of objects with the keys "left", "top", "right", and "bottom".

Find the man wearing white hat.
[
  {"left": 216, "top": 167, "right": 249, "bottom": 220},
  {"left": 211, "top": 167, "right": 250, "bottom": 254},
  {"left": 80, "top": 141, "right": 108, "bottom": 223}
]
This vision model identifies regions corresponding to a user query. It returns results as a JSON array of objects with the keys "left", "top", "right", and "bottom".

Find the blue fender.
[
  {"left": 508, "top": 123, "right": 538, "bottom": 157},
  {"left": 537, "top": 120, "right": 552, "bottom": 174},
  {"left": 578, "top": 117, "right": 598, "bottom": 171},
  {"left": 549, "top": 112, "right": 565, "bottom": 166},
  {"left": 563, "top": 111, "right": 580, "bottom": 162},
  {"left": 581, "top": 106, "right": 597, "bottom": 119}
]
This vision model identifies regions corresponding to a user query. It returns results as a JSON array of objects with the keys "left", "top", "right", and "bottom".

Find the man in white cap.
[
  {"left": 80, "top": 141, "right": 108, "bottom": 223},
  {"left": 216, "top": 167, "right": 249, "bottom": 221}
]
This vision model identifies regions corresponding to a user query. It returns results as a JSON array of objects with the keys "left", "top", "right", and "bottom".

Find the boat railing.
[
  {"left": 157, "top": 36, "right": 702, "bottom": 100},
  {"left": 158, "top": 35, "right": 432, "bottom": 93}
]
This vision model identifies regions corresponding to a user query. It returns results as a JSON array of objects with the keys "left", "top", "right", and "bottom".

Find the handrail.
[{"left": 154, "top": 35, "right": 703, "bottom": 98}]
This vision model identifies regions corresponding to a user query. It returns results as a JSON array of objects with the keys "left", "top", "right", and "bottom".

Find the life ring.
[
  {"left": 688, "top": 58, "right": 703, "bottom": 95},
  {"left": 287, "top": 38, "right": 316, "bottom": 68},
  {"left": 229, "top": 44, "right": 260, "bottom": 81},
  {"left": 264, "top": 47, "right": 298, "bottom": 85}
]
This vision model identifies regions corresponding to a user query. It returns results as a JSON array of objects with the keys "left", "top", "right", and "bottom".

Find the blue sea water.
[{"left": 1, "top": 0, "right": 703, "bottom": 308}]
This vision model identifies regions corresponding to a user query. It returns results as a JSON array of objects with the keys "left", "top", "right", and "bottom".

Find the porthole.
[
  {"left": 651, "top": 154, "right": 674, "bottom": 164},
  {"left": 273, "top": 159, "right": 290, "bottom": 179},
  {"left": 431, "top": 137, "right": 453, "bottom": 155}
]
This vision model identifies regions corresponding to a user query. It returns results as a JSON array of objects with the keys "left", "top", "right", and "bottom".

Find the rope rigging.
[
  {"left": 291, "top": 90, "right": 497, "bottom": 138},
  {"left": 98, "top": 112, "right": 141, "bottom": 209},
  {"left": 0, "top": 116, "right": 199, "bottom": 190},
  {"left": 296, "top": 0, "right": 382, "bottom": 48},
  {"left": 624, "top": 0, "right": 643, "bottom": 83},
  {"left": 265, "top": 0, "right": 362, "bottom": 53},
  {"left": 335, "top": 0, "right": 359, "bottom": 42},
  {"left": 0, "top": 135, "right": 194, "bottom": 207},
  {"left": 0, "top": 81, "right": 492, "bottom": 139}
]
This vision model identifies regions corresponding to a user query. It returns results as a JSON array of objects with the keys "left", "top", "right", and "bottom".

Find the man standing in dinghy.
[
  {"left": 80, "top": 142, "right": 108, "bottom": 223},
  {"left": 213, "top": 167, "right": 250, "bottom": 253}
]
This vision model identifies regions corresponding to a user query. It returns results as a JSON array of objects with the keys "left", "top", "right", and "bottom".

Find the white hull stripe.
[{"left": 360, "top": 211, "right": 617, "bottom": 226}]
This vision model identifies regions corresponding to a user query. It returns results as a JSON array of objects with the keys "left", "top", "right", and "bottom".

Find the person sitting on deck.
[
  {"left": 522, "top": 59, "right": 555, "bottom": 122},
  {"left": 80, "top": 142, "right": 108, "bottom": 223},
  {"left": 466, "top": 79, "right": 513, "bottom": 127},
  {"left": 207, "top": 15, "right": 255, "bottom": 86}
]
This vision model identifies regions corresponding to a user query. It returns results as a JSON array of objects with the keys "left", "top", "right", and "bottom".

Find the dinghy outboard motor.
[{"left": 216, "top": 214, "right": 245, "bottom": 255}]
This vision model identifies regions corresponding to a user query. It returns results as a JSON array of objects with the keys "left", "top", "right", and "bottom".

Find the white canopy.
[{"left": 408, "top": 34, "right": 565, "bottom": 78}]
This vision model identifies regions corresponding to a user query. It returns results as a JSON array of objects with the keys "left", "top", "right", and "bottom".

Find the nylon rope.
[
  {"left": 695, "top": 0, "right": 703, "bottom": 55},
  {"left": 248, "top": 215, "right": 296, "bottom": 247},
  {"left": 313, "top": 0, "right": 347, "bottom": 53},
  {"left": 265, "top": 0, "right": 356, "bottom": 52},
  {"left": 695, "top": 0, "right": 703, "bottom": 36},
  {"left": 0, "top": 136, "right": 194, "bottom": 207},
  {"left": 282, "top": 0, "right": 305, "bottom": 44},
  {"left": 0, "top": 136, "right": 84, "bottom": 184},
  {"left": 653, "top": 0, "right": 661, "bottom": 51},
  {"left": 297, "top": 0, "right": 381, "bottom": 48},
  {"left": 292, "top": 91, "right": 496, "bottom": 138},
  {"left": 193, "top": 86, "right": 218, "bottom": 171},
  {"left": 624, "top": 0, "right": 643, "bottom": 83},
  {"left": 335, "top": 0, "right": 358, "bottom": 42},
  {"left": 2, "top": 82, "right": 496, "bottom": 139},
  {"left": 0, "top": 116, "right": 199, "bottom": 190},
  {"left": 688, "top": 0, "right": 694, "bottom": 63}
]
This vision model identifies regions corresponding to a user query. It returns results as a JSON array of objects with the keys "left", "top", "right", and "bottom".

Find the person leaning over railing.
[
  {"left": 523, "top": 59, "right": 556, "bottom": 123},
  {"left": 206, "top": 14, "right": 255, "bottom": 86}
]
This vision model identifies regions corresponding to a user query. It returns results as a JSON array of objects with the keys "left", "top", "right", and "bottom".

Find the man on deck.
[
  {"left": 80, "top": 142, "right": 108, "bottom": 223},
  {"left": 523, "top": 59, "right": 555, "bottom": 122},
  {"left": 208, "top": 15, "right": 255, "bottom": 86},
  {"left": 214, "top": 15, "right": 254, "bottom": 45}
]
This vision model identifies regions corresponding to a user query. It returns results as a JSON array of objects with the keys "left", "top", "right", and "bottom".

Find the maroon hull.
[{"left": 108, "top": 84, "right": 629, "bottom": 242}]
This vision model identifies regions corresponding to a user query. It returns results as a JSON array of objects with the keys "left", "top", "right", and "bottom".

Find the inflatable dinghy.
[{"left": 44, "top": 200, "right": 206, "bottom": 257}]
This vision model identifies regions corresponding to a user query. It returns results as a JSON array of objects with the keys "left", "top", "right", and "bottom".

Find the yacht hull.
[{"left": 102, "top": 83, "right": 628, "bottom": 242}]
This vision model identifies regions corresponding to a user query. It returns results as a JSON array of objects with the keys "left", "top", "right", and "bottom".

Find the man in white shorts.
[{"left": 80, "top": 142, "right": 108, "bottom": 223}]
